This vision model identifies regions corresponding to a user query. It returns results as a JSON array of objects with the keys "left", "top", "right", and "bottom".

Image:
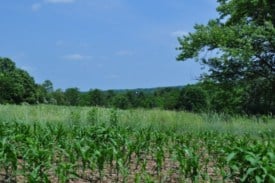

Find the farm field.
[{"left": 0, "top": 105, "right": 275, "bottom": 182}]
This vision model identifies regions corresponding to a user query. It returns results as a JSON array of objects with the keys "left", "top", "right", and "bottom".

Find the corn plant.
[
  {"left": 87, "top": 107, "right": 98, "bottom": 124},
  {"left": 110, "top": 108, "right": 118, "bottom": 127},
  {"left": 226, "top": 138, "right": 275, "bottom": 182},
  {"left": 0, "top": 137, "right": 17, "bottom": 182}
]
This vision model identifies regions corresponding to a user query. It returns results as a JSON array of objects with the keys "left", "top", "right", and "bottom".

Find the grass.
[{"left": 0, "top": 104, "right": 274, "bottom": 135}]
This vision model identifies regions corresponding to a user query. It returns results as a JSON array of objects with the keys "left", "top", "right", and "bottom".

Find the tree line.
[
  {"left": 34, "top": 78, "right": 275, "bottom": 115},
  {"left": 0, "top": 57, "right": 274, "bottom": 115},
  {"left": 0, "top": 57, "right": 207, "bottom": 111}
]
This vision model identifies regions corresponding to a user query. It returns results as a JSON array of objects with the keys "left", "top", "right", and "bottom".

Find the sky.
[{"left": 0, "top": 0, "right": 218, "bottom": 91}]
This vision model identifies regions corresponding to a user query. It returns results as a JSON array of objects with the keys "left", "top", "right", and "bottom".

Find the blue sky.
[{"left": 0, "top": 0, "right": 218, "bottom": 91}]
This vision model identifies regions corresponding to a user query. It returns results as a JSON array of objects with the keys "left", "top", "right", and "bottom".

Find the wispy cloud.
[
  {"left": 31, "top": 0, "right": 76, "bottom": 11},
  {"left": 44, "top": 0, "right": 75, "bottom": 4},
  {"left": 171, "top": 30, "right": 188, "bottom": 37},
  {"left": 63, "top": 54, "right": 92, "bottom": 61},
  {"left": 31, "top": 3, "right": 42, "bottom": 11},
  {"left": 115, "top": 50, "right": 134, "bottom": 56}
]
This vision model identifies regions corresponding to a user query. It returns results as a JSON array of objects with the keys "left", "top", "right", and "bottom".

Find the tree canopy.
[
  {"left": 177, "top": 0, "right": 275, "bottom": 114},
  {"left": 0, "top": 58, "right": 37, "bottom": 104}
]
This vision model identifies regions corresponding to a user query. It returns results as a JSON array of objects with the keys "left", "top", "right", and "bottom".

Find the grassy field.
[{"left": 0, "top": 105, "right": 274, "bottom": 182}]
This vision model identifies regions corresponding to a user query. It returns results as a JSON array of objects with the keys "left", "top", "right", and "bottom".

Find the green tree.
[
  {"left": 135, "top": 91, "right": 149, "bottom": 108},
  {"left": 177, "top": 0, "right": 275, "bottom": 114},
  {"left": 0, "top": 57, "right": 37, "bottom": 104},
  {"left": 78, "top": 92, "right": 90, "bottom": 106},
  {"left": 112, "top": 94, "right": 131, "bottom": 109},
  {"left": 105, "top": 90, "right": 115, "bottom": 107},
  {"left": 0, "top": 74, "right": 14, "bottom": 103},
  {"left": 42, "top": 80, "right": 54, "bottom": 94},
  {"left": 88, "top": 89, "right": 105, "bottom": 106},
  {"left": 64, "top": 87, "right": 80, "bottom": 106},
  {"left": 200, "top": 81, "right": 244, "bottom": 113},
  {"left": 52, "top": 89, "right": 66, "bottom": 105},
  {"left": 125, "top": 91, "right": 136, "bottom": 108},
  {"left": 177, "top": 85, "right": 208, "bottom": 112},
  {"left": 37, "top": 80, "right": 55, "bottom": 104},
  {"left": 163, "top": 88, "right": 180, "bottom": 110}
]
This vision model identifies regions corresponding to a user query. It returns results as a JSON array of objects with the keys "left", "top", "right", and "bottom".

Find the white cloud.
[
  {"left": 171, "top": 30, "right": 188, "bottom": 37},
  {"left": 31, "top": 3, "right": 42, "bottom": 11},
  {"left": 45, "top": 0, "right": 75, "bottom": 4},
  {"left": 115, "top": 50, "right": 134, "bottom": 56},
  {"left": 63, "top": 54, "right": 92, "bottom": 61}
]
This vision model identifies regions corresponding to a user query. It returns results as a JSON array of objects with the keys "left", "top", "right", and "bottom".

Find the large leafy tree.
[
  {"left": 0, "top": 57, "right": 37, "bottom": 104},
  {"left": 177, "top": 0, "right": 275, "bottom": 114}
]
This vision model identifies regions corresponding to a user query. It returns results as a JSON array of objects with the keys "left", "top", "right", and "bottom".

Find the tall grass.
[{"left": 0, "top": 104, "right": 274, "bottom": 136}]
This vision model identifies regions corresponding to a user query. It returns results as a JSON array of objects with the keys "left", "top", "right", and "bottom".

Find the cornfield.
[{"left": 0, "top": 105, "right": 274, "bottom": 182}]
